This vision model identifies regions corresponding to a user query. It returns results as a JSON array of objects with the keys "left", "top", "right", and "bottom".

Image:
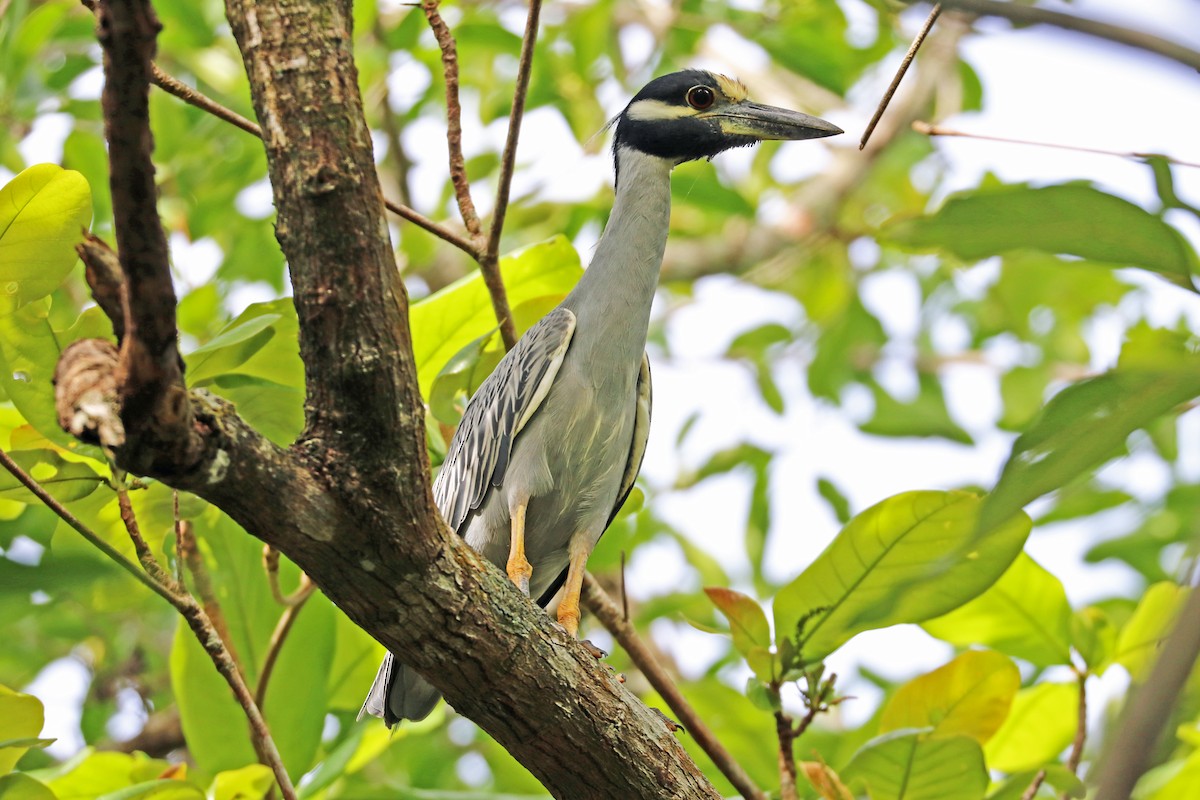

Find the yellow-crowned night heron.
[{"left": 361, "top": 70, "right": 841, "bottom": 725}]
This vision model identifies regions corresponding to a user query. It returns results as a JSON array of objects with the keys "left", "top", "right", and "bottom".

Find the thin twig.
[
  {"left": 263, "top": 545, "right": 312, "bottom": 606},
  {"left": 1019, "top": 769, "right": 1047, "bottom": 800},
  {"left": 581, "top": 574, "right": 767, "bottom": 800},
  {"left": 179, "top": 520, "right": 241, "bottom": 664},
  {"left": 0, "top": 447, "right": 170, "bottom": 602},
  {"left": 479, "top": 0, "right": 545, "bottom": 351},
  {"left": 144, "top": 55, "right": 478, "bottom": 256},
  {"left": 775, "top": 711, "right": 799, "bottom": 800},
  {"left": 172, "top": 490, "right": 183, "bottom": 583},
  {"left": 860, "top": 4, "right": 941, "bottom": 150},
  {"left": 1060, "top": 669, "right": 1088, "bottom": 800},
  {"left": 115, "top": 481, "right": 173, "bottom": 586},
  {"left": 372, "top": 18, "right": 414, "bottom": 209},
  {"left": 421, "top": 0, "right": 483, "bottom": 240},
  {"left": 923, "top": 0, "right": 1200, "bottom": 72},
  {"left": 255, "top": 575, "right": 316, "bottom": 710},
  {"left": 912, "top": 121, "right": 1200, "bottom": 168}
]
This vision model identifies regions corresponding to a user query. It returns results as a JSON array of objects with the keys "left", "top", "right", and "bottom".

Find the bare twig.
[
  {"left": 263, "top": 545, "right": 313, "bottom": 606},
  {"left": 1019, "top": 770, "right": 1047, "bottom": 800},
  {"left": 76, "top": 233, "right": 127, "bottom": 342},
  {"left": 172, "top": 490, "right": 183, "bottom": 583},
  {"left": 372, "top": 19, "right": 414, "bottom": 209},
  {"left": 582, "top": 574, "right": 767, "bottom": 800},
  {"left": 421, "top": 0, "right": 483, "bottom": 240},
  {"left": 255, "top": 574, "right": 316, "bottom": 710},
  {"left": 139, "top": 45, "right": 479, "bottom": 255},
  {"left": 178, "top": 519, "right": 240, "bottom": 664},
  {"left": 1095, "top": 584, "right": 1200, "bottom": 800},
  {"left": 1065, "top": 669, "right": 1088, "bottom": 775},
  {"left": 776, "top": 711, "right": 800, "bottom": 800},
  {"left": 913, "top": 121, "right": 1200, "bottom": 168},
  {"left": 0, "top": 447, "right": 167, "bottom": 601},
  {"left": 478, "top": 0, "right": 544, "bottom": 351},
  {"left": 860, "top": 4, "right": 942, "bottom": 150},
  {"left": 922, "top": 0, "right": 1200, "bottom": 72}
]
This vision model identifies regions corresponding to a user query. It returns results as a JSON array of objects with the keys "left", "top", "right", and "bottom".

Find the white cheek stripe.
[{"left": 625, "top": 99, "right": 695, "bottom": 122}]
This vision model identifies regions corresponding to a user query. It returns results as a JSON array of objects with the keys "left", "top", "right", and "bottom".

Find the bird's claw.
[
  {"left": 651, "top": 708, "right": 685, "bottom": 734},
  {"left": 579, "top": 639, "right": 607, "bottom": 659}
]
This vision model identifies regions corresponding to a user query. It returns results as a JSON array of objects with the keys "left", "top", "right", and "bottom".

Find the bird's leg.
[
  {"left": 506, "top": 498, "right": 533, "bottom": 597},
  {"left": 556, "top": 545, "right": 591, "bottom": 637}
]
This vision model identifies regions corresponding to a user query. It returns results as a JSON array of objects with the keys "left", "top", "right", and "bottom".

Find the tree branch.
[
  {"left": 1094, "top": 584, "right": 1200, "bottom": 800},
  {"left": 96, "top": 0, "right": 201, "bottom": 477},
  {"left": 138, "top": 42, "right": 480, "bottom": 256},
  {"left": 582, "top": 574, "right": 767, "bottom": 800},
  {"left": 860, "top": 4, "right": 941, "bottom": 150},
  {"left": 478, "top": 0, "right": 545, "bottom": 351},
  {"left": 255, "top": 575, "right": 315, "bottom": 710},
  {"left": 920, "top": 0, "right": 1200, "bottom": 72},
  {"left": 912, "top": 121, "right": 1200, "bottom": 168},
  {"left": 421, "top": 0, "right": 483, "bottom": 241}
]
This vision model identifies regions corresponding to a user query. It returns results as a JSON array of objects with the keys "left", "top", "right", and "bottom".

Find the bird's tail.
[{"left": 358, "top": 652, "right": 442, "bottom": 727}]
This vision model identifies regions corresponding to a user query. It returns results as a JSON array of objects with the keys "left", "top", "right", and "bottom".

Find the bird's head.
[{"left": 612, "top": 70, "right": 842, "bottom": 167}]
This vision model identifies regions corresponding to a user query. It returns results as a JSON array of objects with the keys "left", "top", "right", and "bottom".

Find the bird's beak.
[{"left": 703, "top": 101, "right": 843, "bottom": 142}]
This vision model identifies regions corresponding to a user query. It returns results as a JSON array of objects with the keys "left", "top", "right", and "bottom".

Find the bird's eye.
[{"left": 686, "top": 85, "right": 716, "bottom": 110}]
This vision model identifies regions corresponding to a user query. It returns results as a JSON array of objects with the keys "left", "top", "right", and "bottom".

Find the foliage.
[{"left": 2, "top": 0, "right": 1200, "bottom": 798}]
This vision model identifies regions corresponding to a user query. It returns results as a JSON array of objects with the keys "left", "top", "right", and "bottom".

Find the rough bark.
[{"left": 56, "top": 1, "right": 721, "bottom": 796}]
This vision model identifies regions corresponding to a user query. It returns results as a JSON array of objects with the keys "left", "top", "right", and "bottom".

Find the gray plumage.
[{"left": 361, "top": 70, "right": 841, "bottom": 726}]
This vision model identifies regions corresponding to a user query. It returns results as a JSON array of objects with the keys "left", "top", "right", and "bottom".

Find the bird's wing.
[
  {"left": 607, "top": 351, "right": 652, "bottom": 528},
  {"left": 434, "top": 307, "right": 577, "bottom": 533},
  {"left": 535, "top": 351, "right": 651, "bottom": 608}
]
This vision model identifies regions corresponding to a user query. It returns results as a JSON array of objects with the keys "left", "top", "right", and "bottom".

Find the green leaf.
[
  {"left": 0, "top": 164, "right": 92, "bottom": 315},
  {"left": 1110, "top": 581, "right": 1188, "bottom": 680},
  {"left": 44, "top": 751, "right": 174, "bottom": 798},
  {"left": 0, "top": 303, "right": 109, "bottom": 452},
  {"left": 0, "top": 685, "right": 45, "bottom": 774},
  {"left": 816, "top": 476, "right": 852, "bottom": 525},
  {"left": 880, "top": 651, "right": 1020, "bottom": 743},
  {"left": 0, "top": 774, "right": 57, "bottom": 800},
  {"left": 842, "top": 730, "right": 988, "bottom": 800},
  {"left": 0, "top": 449, "right": 104, "bottom": 506},
  {"left": 987, "top": 766, "right": 1086, "bottom": 799},
  {"left": 978, "top": 366, "right": 1200, "bottom": 538},
  {"left": 984, "top": 682, "right": 1079, "bottom": 773},
  {"left": 95, "top": 780, "right": 204, "bottom": 800},
  {"left": 773, "top": 491, "right": 1031, "bottom": 664},
  {"left": 861, "top": 376, "right": 973, "bottom": 444},
  {"left": 410, "top": 236, "right": 582, "bottom": 396},
  {"left": 427, "top": 330, "right": 502, "bottom": 426},
  {"left": 704, "top": 587, "right": 772, "bottom": 678},
  {"left": 883, "top": 184, "right": 1197, "bottom": 287},
  {"left": 209, "top": 765, "right": 273, "bottom": 800},
  {"left": 921, "top": 553, "right": 1074, "bottom": 668},
  {"left": 185, "top": 299, "right": 303, "bottom": 389}
]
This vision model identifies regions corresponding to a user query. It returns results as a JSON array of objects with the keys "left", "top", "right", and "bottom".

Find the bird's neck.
[{"left": 563, "top": 146, "right": 673, "bottom": 357}]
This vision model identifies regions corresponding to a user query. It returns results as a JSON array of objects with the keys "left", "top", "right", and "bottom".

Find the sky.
[{"left": 12, "top": 0, "right": 1200, "bottom": 760}]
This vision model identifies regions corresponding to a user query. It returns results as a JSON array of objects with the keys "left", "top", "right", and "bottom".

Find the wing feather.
[{"left": 433, "top": 308, "right": 577, "bottom": 533}]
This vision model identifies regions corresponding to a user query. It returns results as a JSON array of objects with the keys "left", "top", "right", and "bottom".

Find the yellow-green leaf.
[
  {"left": 410, "top": 236, "right": 582, "bottom": 396},
  {"left": 921, "top": 553, "right": 1074, "bottom": 668},
  {"left": 773, "top": 491, "right": 1031, "bottom": 664},
  {"left": 880, "top": 650, "right": 1019, "bottom": 743},
  {"left": 0, "top": 685, "right": 45, "bottom": 774},
  {"left": 984, "top": 682, "right": 1079, "bottom": 773},
  {"left": 0, "top": 164, "right": 92, "bottom": 315},
  {"left": 843, "top": 731, "right": 988, "bottom": 800},
  {"left": 1110, "top": 582, "right": 1188, "bottom": 680}
]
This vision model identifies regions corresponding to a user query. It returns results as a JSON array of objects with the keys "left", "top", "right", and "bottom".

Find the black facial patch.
[{"left": 613, "top": 70, "right": 755, "bottom": 167}]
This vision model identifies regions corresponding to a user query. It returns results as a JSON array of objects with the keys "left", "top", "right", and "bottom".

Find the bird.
[{"left": 361, "top": 69, "right": 841, "bottom": 726}]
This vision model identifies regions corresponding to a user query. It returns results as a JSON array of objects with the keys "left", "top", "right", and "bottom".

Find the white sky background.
[{"left": 13, "top": 0, "right": 1200, "bottom": 760}]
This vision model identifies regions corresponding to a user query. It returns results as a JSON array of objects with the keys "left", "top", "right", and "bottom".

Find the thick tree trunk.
[{"left": 56, "top": 1, "right": 721, "bottom": 797}]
